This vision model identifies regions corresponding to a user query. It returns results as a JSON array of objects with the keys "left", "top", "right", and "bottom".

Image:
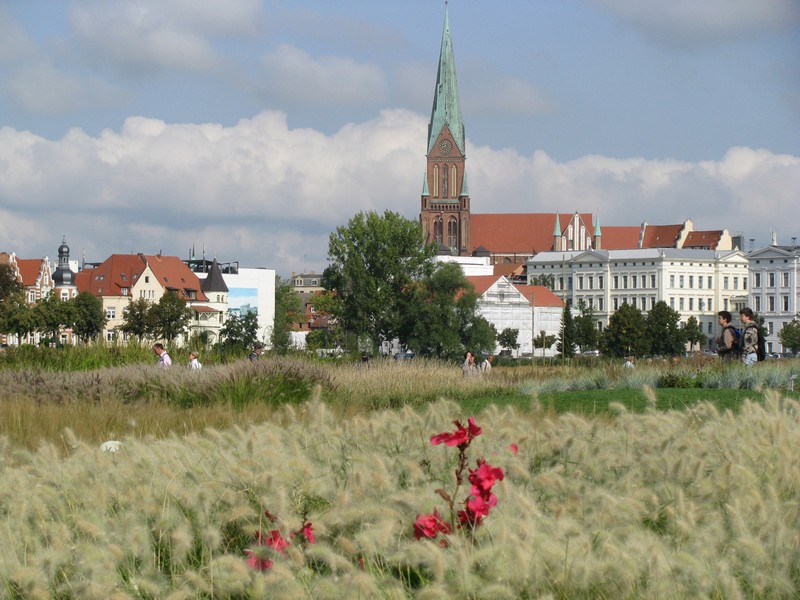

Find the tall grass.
[{"left": 0, "top": 396, "right": 797, "bottom": 597}]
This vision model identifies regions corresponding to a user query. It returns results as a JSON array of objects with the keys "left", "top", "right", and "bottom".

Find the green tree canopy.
[
  {"left": 573, "top": 300, "right": 599, "bottom": 352},
  {"left": 645, "top": 300, "right": 685, "bottom": 356},
  {"left": 683, "top": 316, "right": 706, "bottom": 352},
  {"left": 601, "top": 303, "right": 648, "bottom": 358},
  {"left": 0, "top": 263, "right": 22, "bottom": 301},
  {"left": 148, "top": 292, "right": 192, "bottom": 342},
  {"left": 120, "top": 297, "right": 152, "bottom": 342},
  {"left": 219, "top": 312, "right": 260, "bottom": 352},
  {"left": 72, "top": 291, "right": 107, "bottom": 343},
  {"left": 34, "top": 293, "right": 78, "bottom": 344},
  {"left": 271, "top": 276, "right": 302, "bottom": 354},
  {"left": 556, "top": 304, "right": 577, "bottom": 358},
  {"left": 497, "top": 328, "right": 520, "bottom": 355},
  {"left": 0, "top": 291, "right": 38, "bottom": 343},
  {"left": 778, "top": 317, "right": 800, "bottom": 353},
  {"left": 322, "top": 210, "right": 434, "bottom": 349}
]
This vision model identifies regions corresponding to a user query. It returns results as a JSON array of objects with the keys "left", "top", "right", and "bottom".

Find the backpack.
[
  {"left": 756, "top": 327, "right": 767, "bottom": 362},
  {"left": 724, "top": 325, "right": 742, "bottom": 357}
]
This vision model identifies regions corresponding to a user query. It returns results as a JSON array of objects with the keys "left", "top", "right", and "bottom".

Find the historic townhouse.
[
  {"left": 747, "top": 242, "right": 800, "bottom": 354},
  {"left": 527, "top": 248, "right": 749, "bottom": 351}
]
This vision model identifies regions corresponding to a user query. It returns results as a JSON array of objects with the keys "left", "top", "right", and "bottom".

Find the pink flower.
[
  {"left": 301, "top": 522, "right": 316, "bottom": 544},
  {"left": 509, "top": 443, "right": 519, "bottom": 456},
  {"left": 430, "top": 417, "right": 482, "bottom": 447},
  {"left": 413, "top": 508, "right": 452, "bottom": 540},
  {"left": 244, "top": 550, "right": 274, "bottom": 571},
  {"left": 254, "top": 529, "right": 289, "bottom": 555}
]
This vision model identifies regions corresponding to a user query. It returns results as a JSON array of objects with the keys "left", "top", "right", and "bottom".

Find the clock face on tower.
[{"left": 439, "top": 139, "right": 452, "bottom": 155}]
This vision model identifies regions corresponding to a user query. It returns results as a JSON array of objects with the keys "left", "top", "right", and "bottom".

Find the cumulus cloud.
[
  {"left": 0, "top": 112, "right": 796, "bottom": 274},
  {"left": 259, "top": 45, "right": 387, "bottom": 107},
  {"left": 592, "top": 0, "right": 800, "bottom": 47}
]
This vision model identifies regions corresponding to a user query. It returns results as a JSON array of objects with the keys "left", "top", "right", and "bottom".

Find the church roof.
[
  {"left": 470, "top": 213, "right": 594, "bottom": 255},
  {"left": 428, "top": 6, "right": 464, "bottom": 154},
  {"left": 597, "top": 226, "right": 641, "bottom": 249}
]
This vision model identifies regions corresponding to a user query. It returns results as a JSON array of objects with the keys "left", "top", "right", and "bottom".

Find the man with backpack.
[
  {"left": 716, "top": 310, "right": 740, "bottom": 360},
  {"left": 739, "top": 307, "right": 764, "bottom": 366}
]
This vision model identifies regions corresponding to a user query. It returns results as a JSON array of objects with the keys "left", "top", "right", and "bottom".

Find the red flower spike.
[
  {"left": 244, "top": 550, "right": 274, "bottom": 571},
  {"left": 302, "top": 522, "right": 316, "bottom": 544},
  {"left": 413, "top": 508, "right": 452, "bottom": 540},
  {"left": 430, "top": 417, "right": 482, "bottom": 447},
  {"left": 265, "top": 529, "right": 289, "bottom": 555}
]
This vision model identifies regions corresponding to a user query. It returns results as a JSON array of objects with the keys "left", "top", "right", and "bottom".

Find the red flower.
[
  {"left": 509, "top": 443, "right": 519, "bottom": 456},
  {"left": 254, "top": 529, "right": 289, "bottom": 555},
  {"left": 468, "top": 460, "right": 505, "bottom": 495},
  {"left": 244, "top": 550, "right": 274, "bottom": 571},
  {"left": 430, "top": 417, "right": 482, "bottom": 447},
  {"left": 301, "top": 522, "right": 316, "bottom": 544},
  {"left": 413, "top": 508, "right": 452, "bottom": 540}
]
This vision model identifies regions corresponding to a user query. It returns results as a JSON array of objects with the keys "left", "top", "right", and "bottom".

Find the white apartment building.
[
  {"left": 527, "top": 248, "right": 750, "bottom": 351},
  {"left": 747, "top": 243, "right": 800, "bottom": 354}
]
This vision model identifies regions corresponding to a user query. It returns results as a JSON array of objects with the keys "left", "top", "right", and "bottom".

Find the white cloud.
[
  {"left": 592, "top": 0, "right": 800, "bottom": 47},
  {"left": 259, "top": 45, "right": 387, "bottom": 106},
  {"left": 0, "top": 112, "right": 796, "bottom": 274}
]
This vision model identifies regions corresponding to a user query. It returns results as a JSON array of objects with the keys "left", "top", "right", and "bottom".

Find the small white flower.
[{"left": 100, "top": 440, "right": 121, "bottom": 453}]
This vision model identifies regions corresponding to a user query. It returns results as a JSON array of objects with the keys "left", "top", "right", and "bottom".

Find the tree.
[
  {"left": 778, "top": 317, "right": 800, "bottom": 353},
  {"left": 497, "top": 328, "right": 520, "bottom": 356},
  {"left": 573, "top": 300, "right": 598, "bottom": 352},
  {"left": 400, "top": 262, "right": 494, "bottom": 359},
  {"left": 72, "top": 291, "right": 107, "bottom": 343},
  {"left": 271, "top": 276, "right": 302, "bottom": 354},
  {"left": 533, "top": 330, "right": 557, "bottom": 356},
  {"left": 322, "top": 210, "right": 434, "bottom": 349},
  {"left": 529, "top": 274, "right": 555, "bottom": 289},
  {"left": 645, "top": 300, "right": 685, "bottom": 356},
  {"left": 148, "top": 292, "right": 192, "bottom": 342},
  {"left": 683, "top": 316, "right": 706, "bottom": 352},
  {"left": 601, "top": 303, "right": 648, "bottom": 358},
  {"left": 219, "top": 312, "right": 260, "bottom": 352},
  {"left": 0, "top": 291, "right": 38, "bottom": 343},
  {"left": 120, "top": 298, "right": 152, "bottom": 342},
  {"left": 0, "top": 263, "right": 22, "bottom": 301},
  {"left": 34, "top": 293, "right": 77, "bottom": 345},
  {"left": 556, "top": 304, "right": 577, "bottom": 358}
]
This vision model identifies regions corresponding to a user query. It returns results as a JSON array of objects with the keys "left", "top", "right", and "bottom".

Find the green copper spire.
[
  {"left": 421, "top": 170, "right": 429, "bottom": 195},
  {"left": 554, "top": 213, "right": 562, "bottom": 236},
  {"left": 428, "top": 6, "right": 465, "bottom": 154},
  {"left": 459, "top": 170, "right": 469, "bottom": 196},
  {"left": 594, "top": 215, "right": 601, "bottom": 237}
]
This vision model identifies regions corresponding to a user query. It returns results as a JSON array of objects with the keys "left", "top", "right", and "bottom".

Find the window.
[
  {"left": 733, "top": 277, "right": 738, "bottom": 290},
  {"left": 679, "top": 297, "right": 685, "bottom": 310},
  {"left": 623, "top": 275, "right": 628, "bottom": 289},
  {"left": 650, "top": 274, "right": 656, "bottom": 288},
  {"left": 708, "top": 298, "right": 712, "bottom": 311},
  {"left": 670, "top": 275, "right": 675, "bottom": 288},
  {"left": 106, "top": 331, "right": 114, "bottom": 342},
  {"left": 699, "top": 299, "right": 705, "bottom": 311},
  {"left": 679, "top": 275, "right": 684, "bottom": 288},
  {"left": 707, "top": 322, "right": 712, "bottom": 334},
  {"left": 723, "top": 277, "right": 729, "bottom": 290},
  {"left": 708, "top": 276, "right": 713, "bottom": 288},
  {"left": 768, "top": 321, "right": 774, "bottom": 335},
  {"left": 782, "top": 296, "right": 789, "bottom": 311},
  {"left": 613, "top": 297, "right": 619, "bottom": 310},
  {"left": 29, "top": 291, "right": 36, "bottom": 302},
  {"left": 670, "top": 297, "right": 675, "bottom": 309},
  {"left": 578, "top": 276, "right": 584, "bottom": 290},
  {"left": 632, "top": 276, "right": 637, "bottom": 289},
  {"left": 598, "top": 298, "right": 603, "bottom": 310},
  {"left": 568, "top": 276, "right": 573, "bottom": 290},
  {"left": 754, "top": 272, "right": 761, "bottom": 287},
  {"left": 769, "top": 273, "right": 775, "bottom": 287},
  {"left": 650, "top": 297, "right": 655, "bottom": 309},
  {"left": 588, "top": 276, "right": 594, "bottom": 290},
  {"left": 442, "top": 164, "right": 449, "bottom": 197},
  {"left": 106, "top": 308, "right": 116, "bottom": 319},
  {"left": 613, "top": 275, "right": 619, "bottom": 289},
  {"left": 447, "top": 218, "right": 458, "bottom": 248},
  {"left": 61, "top": 291, "right": 69, "bottom": 300},
  {"left": 755, "top": 296, "right": 761, "bottom": 311},
  {"left": 782, "top": 272, "right": 789, "bottom": 287},
  {"left": 768, "top": 296, "right": 775, "bottom": 311},
  {"left": 698, "top": 276, "right": 703, "bottom": 289},
  {"left": 121, "top": 288, "right": 128, "bottom": 296},
  {"left": 599, "top": 276, "right": 604, "bottom": 289},
  {"left": 145, "top": 276, "right": 150, "bottom": 283}
]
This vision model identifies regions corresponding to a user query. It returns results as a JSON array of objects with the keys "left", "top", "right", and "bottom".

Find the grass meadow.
[{"left": 0, "top": 353, "right": 799, "bottom": 598}]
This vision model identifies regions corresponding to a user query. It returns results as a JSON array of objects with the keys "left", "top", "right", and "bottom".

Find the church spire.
[{"left": 427, "top": 5, "right": 464, "bottom": 154}]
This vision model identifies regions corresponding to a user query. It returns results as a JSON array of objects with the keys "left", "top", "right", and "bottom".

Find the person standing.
[
  {"left": 480, "top": 355, "right": 493, "bottom": 375},
  {"left": 739, "top": 307, "right": 759, "bottom": 366},
  {"left": 716, "top": 310, "right": 739, "bottom": 361},
  {"left": 248, "top": 342, "right": 264, "bottom": 362},
  {"left": 153, "top": 343, "right": 172, "bottom": 368},
  {"left": 462, "top": 351, "right": 477, "bottom": 377},
  {"left": 187, "top": 351, "right": 202, "bottom": 370}
]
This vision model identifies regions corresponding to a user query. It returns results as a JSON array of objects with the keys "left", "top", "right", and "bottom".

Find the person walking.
[
  {"left": 716, "top": 310, "right": 739, "bottom": 361},
  {"left": 739, "top": 307, "right": 759, "bottom": 366},
  {"left": 480, "top": 355, "right": 493, "bottom": 375},
  {"left": 187, "top": 351, "right": 202, "bottom": 370},
  {"left": 153, "top": 343, "right": 172, "bottom": 368}
]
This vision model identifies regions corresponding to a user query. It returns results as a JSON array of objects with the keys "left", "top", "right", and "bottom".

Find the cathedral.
[{"left": 419, "top": 7, "right": 733, "bottom": 264}]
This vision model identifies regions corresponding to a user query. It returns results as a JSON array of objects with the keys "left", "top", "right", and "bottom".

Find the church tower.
[
  {"left": 420, "top": 6, "right": 470, "bottom": 255},
  {"left": 51, "top": 236, "right": 78, "bottom": 300}
]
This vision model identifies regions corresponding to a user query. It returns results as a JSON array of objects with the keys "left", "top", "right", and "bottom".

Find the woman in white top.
[{"left": 188, "top": 351, "right": 202, "bottom": 370}]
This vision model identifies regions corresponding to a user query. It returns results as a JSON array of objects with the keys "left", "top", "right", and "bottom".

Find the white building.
[
  {"left": 467, "top": 275, "right": 563, "bottom": 357},
  {"left": 527, "top": 248, "right": 750, "bottom": 351},
  {"left": 747, "top": 242, "right": 800, "bottom": 354}
]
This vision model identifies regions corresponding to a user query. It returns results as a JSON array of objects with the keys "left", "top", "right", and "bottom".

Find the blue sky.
[{"left": 1, "top": 0, "right": 798, "bottom": 274}]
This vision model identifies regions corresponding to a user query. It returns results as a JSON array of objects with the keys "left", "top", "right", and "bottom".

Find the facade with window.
[
  {"left": 747, "top": 244, "right": 800, "bottom": 354},
  {"left": 527, "top": 248, "right": 749, "bottom": 350}
]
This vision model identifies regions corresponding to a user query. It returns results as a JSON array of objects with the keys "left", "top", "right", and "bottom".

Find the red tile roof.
[
  {"left": 597, "top": 226, "right": 641, "bottom": 250},
  {"left": 16, "top": 258, "right": 45, "bottom": 287},
  {"left": 470, "top": 213, "right": 594, "bottom": 255},
  {"left": 515, "top": 285, "right": 564, "bottom": 307},
  {"left": 493, "top": 263, "right": 524, "bottom": 278},
  {"left": 466, "top": 275, "right": 501, "bottom": 296},
  {"left": 684, "top": 230, "right": 722, "bottom": 249},
  {"left": 76, "top": 254, "right": 145, "bottom": 296},
  {"left": 142, "top": 254, "right": 208, "bottom": 302},
  {"left": 641, "top": 224, "right": 683, "bottom": 248}
]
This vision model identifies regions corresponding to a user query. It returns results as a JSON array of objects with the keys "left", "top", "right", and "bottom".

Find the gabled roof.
[
  {"left": 493, "top": 262, "right": 524, "bottom": 278},
  {"left": 76, "top": 254, "right": 146, "bottom": 296},
  {"left": 16, "top": 258, "right": 49, "bottom": 287},
  {"left": 470, "top": 213, "right": 594, "bottom": 255},
  {"left": 515, "top": 285, "right": 564, "bottom": 307},
  {"left": 142, "top": 254, "right": 208, "bottom": 302},
  {"left": 466, "top": 275, "right": 501, "bottom": 296},
  {"left": 683, "top": 230, "right": 723, "bottom": 249},
  {"left": 641, "top": 224, "right": 683, "bottom": 248}
]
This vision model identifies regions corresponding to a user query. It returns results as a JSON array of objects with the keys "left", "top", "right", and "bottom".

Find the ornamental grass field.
[{"left": 0, "top": 357, "right": 799, "bottom": 598}]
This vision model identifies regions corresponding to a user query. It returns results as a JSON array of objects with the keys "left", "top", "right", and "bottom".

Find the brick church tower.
[{"left": 420, "top": 6, "right": 470, "bottom": 255}]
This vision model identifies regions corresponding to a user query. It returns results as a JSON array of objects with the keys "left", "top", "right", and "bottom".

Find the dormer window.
[{"left": 121, "top": 274, "right": 127, "bottom": 280}]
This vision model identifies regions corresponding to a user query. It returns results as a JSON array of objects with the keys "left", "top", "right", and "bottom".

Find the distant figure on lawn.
[
  {"left": 624, "top": 356, "right": 636, "bottom": 368},
  {"left": 462, "top": 351, "right": 477, "bottom": 377},
  {"left": 153, "top": 343, "right": 172, "bottom": 368},
  {"left": 480, "top": 355, "right": 493, "bottom": 375},
  {"left": 716, "top": 310, "right": 739, "bottom": 361},
  {"left": 248, "top": 342, "right": 264, "bottom": 362}
]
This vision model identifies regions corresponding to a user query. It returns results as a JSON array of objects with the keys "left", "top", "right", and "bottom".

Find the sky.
[{"left": 1, "top": 0, "right": 798, "bottom": 276}]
